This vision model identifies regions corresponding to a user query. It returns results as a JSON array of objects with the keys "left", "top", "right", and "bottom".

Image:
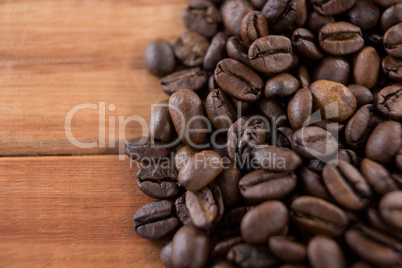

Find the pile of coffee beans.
[{"left": 132, "top": 0, "right": 402, "bottom": 267}]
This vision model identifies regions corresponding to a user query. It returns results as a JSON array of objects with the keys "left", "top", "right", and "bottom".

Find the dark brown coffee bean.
[
  {"left": 265, "top": 73, "right": 299, "bottom": 99},
  {"left": 126, "top": 137, "right": 173, "bottom": 162},
  {"left": 297, "top": 65, "right": 311, "bottom": 89},
  {"left": 240, "top": 11, "right": 269, "bottom": 47},
  {"left": 274, "top": 127, "right": 294, "bottom": 149},
  {"left": 269, "top": 236, "right": 307, "bottom": 263},
  {"left": 249, "top": 36, "right": 293, "bottom": 74},
  {"left": 221, "top": 0, "right": 254, "bottom": 37},
  {"left": 293, "top": 0, "right": 308, "bottom": 28},
  {"left": 323, "top": 161, "right": 372, "bottom": 211},
  {"left": 318, "top": 22, "right": 364, "bottom": 56},
  {"left": 209, "top": 75, "right": 218, "bottom": 91},
  {"left": 215, "top": 161, "right": 242, "bottom": 207},
  {"left": 137, "top": 164, "right": 181, "bottom": 199},
  {"left": 174, "top": 145, "right": 197, "bottom": 172},
  {"left": 392, "top": 173, "right": 402, "bottom": 188},
  {"left": 241, "top": 200, "right": 288, "bottom": 243},
  {"left": 338, "top": 149, "right": 359, "bottom": 167},
  {"left": 313, "top": 57, "right": 350, "bottom": 85},
  {"left": 145, "top": 39, "right": 176, "bottom": 76},
  {"left": 134, "top": 200, "right": 179, "bottom": 239},
  {"left": 175, "top": 194, "right": 192, "bottom": 225},
  {"left": 311, "top": 0, "right": 357, "bottom": 15},
  {"left": 211, "top": 262, "right": 236, "bottom": 268},
  {"left": 160, "top": 242, "right": 174, "bottom": 268},
  {"left": 290, "top": 196, "right": 349, "bottom": 237},
  {"left": 381, "top": 3, "right": 402, "bottom": 33},
  {"left": 366, "top": 121, "right": 401, "bottom": 164},
  {"left": 376, "top": 85, "right": 402, "bottom": 120},
  {"left": 178, "top": 150, "right": 223, "bottom": 191},
  {"left": 347, "top": 0, "right": 380, "bottom": 30},
  {"left": 352, "top": 47, "right": 380, "bottom": 89},
  {"left": 384, "top": 23, "right": 402, "bottom": 58},
  {"left": 307, "top": 235, "right": 345, "bottom": 268},
  {"left": 215, "top": 58, "right": 263, "bottom": 103},
  {"left": 347, "top": 84, "right": 373, "bottom": 107},
  {"left": 251, "top": 146, "right": 302, "bottom": 172},
  {"left": 160, "top": 67, "right": 208, "bottom": 95},
  {"left": 292, "top": 126, "right": 338, "bottom": 160},
  {"left": 382, "top": 55, "right": 402, "bottom": 82},
  {"left": 204, "top": 32, "right": 228, "bottom": 71},
  {"left": 396, "top": 148, "right": 402, "bottom": 173},
  {"left": 226, "top": 36, "right": 251, "bottom": 67},
  {"left": 173, "top": 32, "right": 210, "bottom": 67},
  {"left": 206, "top": 89, "right": 237, "bottom": 131},
  {"left": 345, "top": 224, "right": 402, "bottom": 267},
  {"left": 261, "top": 0, "right": 298, "bottom": 33},
  {"left": 299, "top": 167, "right": 332, "bottom": 200},
  {"left": 227, "top": 243, "right": 279, "bottom": 268},
  {"left": 149, "top": 100, "right": 175, "bottom": 143},
  {"left": 366, "top": 207, "right": 402, "bottom": 240},
  {"left": 183, "top": 1, "right": 221, "bottom": 38},
  {"left": 257, "top": 98, "right": 289, "bottom": 127},
  {"left": 288, "top": 88, "right": 313, "bottom": 130},
  {"left": 169, "top": 89, "right": 208, "bottom": 146},
  {"left": 310, "top": 80, "right": 357, "bottom": 121},
  {"left": 306, "top": 11, "right": 335, "bottom": 33},
  {"left": 379, "top": 191, "right": 402, "bottom": 230},
  {"left": 239, "top": 170, "right": 297, "bottom": 203},
  {"left": 374, "top": 0, "right": 400, "bottom": 8},
  {"left": 211, "top": 236, "right": 245, "bottom": 260},
  {"left": 292, "top": 28, "right": 324, "bottom": 60},
  {"left": 171, "top": 224, "right": 210, "bottom": 268},
  {"left": 361, "top": 158, "right": 399, "bottom": 195}
]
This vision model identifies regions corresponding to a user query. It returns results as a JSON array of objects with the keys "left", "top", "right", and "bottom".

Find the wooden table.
[{"left": 0, "top": 0, "right": 187, "bottom": 266}]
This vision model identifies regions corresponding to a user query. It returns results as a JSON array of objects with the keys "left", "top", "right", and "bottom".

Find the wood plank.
[
  {"left": 0, "top": 0, "right": 187, "bottom": 156},
  {"left": 0, "top": 155, "right": 168, "bottom": 267}
]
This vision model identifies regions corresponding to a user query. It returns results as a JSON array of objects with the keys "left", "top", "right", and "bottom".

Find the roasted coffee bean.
[
  {"left": 396, "top": 148, "right": 402, "bottom": 173},
  {"left": 171, "top": 224, "right": 210, "bottom": 268},
  {"left": 215, "top": 58, "right": 263, "bottom": 102},
  {"left": 257, "top": 98, "right": 289, "bottom": 127},
  {"left": 169, "top": 88, "right": 208, "bottom": 146},
  {"left": 274, "top": 127, "right": 294, "bottom": 149},
  {"left": 126, "top": 137, "right": 173, "bottom": 162},
  {"left": 311, "top": 0, "right": 357, "bottom": 15},
  {"left": 299, "top": 167, "right": 332, "bottom": 200},
  {"left": 261, "top": 0, "right": 297, "bottom": 33},
  {"left": 347, "top": 0, "right": 380, "bottom": 30},
  {"left": 345, "top": 224, "right": 402, "bottom": 267},
  {"left": 352, "top": 47, "right": 380, "bottom": 89},
  {"left": 307, "top": 235, "right": 345, "bottom": 268},
  {"left": 306, "top": 11, "right": 335, "bottom": 33},
  {"left": 290, "top": 196, "right": 349, "bottom": 237},
  {"left": 251, "top": 146, "right": 302, "bottom": 172},
  {"left": 211, "top": 236, "right": 245, "bottom": 260},
  {"left": 380, "top": 3, "right": 402, "bottom": 33},
  {"left": 204, "top": 32, "right": 228, "bottom": 71},
  {"left": 183, "top": 1, "right": 221, "bottom": 38},
  {"left": 175, "top": 194, "right": 192, "bottom": 225},
  {"left": 292, "top": 126, "right": 338, "bottom": 160},
  {"left": 174, "top": 145, "right": 197, "bottom": 172},
  {"left": 382, "top": 55, "right": 402, "bottom": 82},
  {"left": 186, "top": 185, "right": 224, "bottom": 230},
  {"left": 239, "top": 170, "right": 297, "bottom": 203},
  {"left": 240, "top": 11, "right": 269, "bottom": 47},
  {"left": 379, "top": 191, "right": 402, "bottom": 230},
  {"left": 249, "top": 36, "right": 293, "bottom": 74},
  {"left": 293, "top": 0, "right": 307, "bottom": 28},
  {"left": 308, "top": 159, "right": 327, "bottom": 174},
  {"left": 366, "top": 207, "right": 402, "bottom": 240},
  {"left": 178, "top": 150, "right": 223, "bottom": 191},
  {"left": 323, "top": 160, "right": 372, "bottom": 211},
  {"left": 269, "top": 236, "right": 307, "bottom": 263},
  {"left": 310, "top": 80, "right": 357, "bottom": 121},
  {"left": 292, "top": 28, "right": 323, "bottom": 60},
  {"left": 211, "top": 262, "right": 236, "bottom": 268},
  {"left": 288, "top": 88, "right": 313, "bottom": 130},
  {"left": 384, "top": 23, "right": 402, "bottom": 58},
  {"left": 160, "top": 242, "right": 174, "bottom": 268},
  {"left": 221, "top": 0, "right": 254, "bottom": 37},
  {"left": 361, "top": 158, "right": 399, "bottom": 195},
  {"left": 137, "top": 164, "right": 181, "bottom": 199},
  {"left": 313, "top": 57, "right": 350, "bottom": 85},
  {"left": 134, "top": 200, "right": 179, "bottom": 239},
  {"left": 265, "top": 73, "right": 299, "bottom": 99},
  {"left": 226, "top": 36, "right": 251, "bottom": 67},
  {"left": 149, "top": 100, "right": 175, "bottom": 143},
  {"left": 374, "top": 0, "right": 400, "bottom": 8},
  {"left": 366, "top": 121, "right": 401, "bottom": 164},
  {"left": 392, "top": 173, "right": 402, "bottom": 188},
  {"left": 347, "top": 84, "right": 373, "bottom": 107},
  {"left": 173, "top": 32, "right": 210, "bottom": 67},
  {"left": 297, "top": 65, "right": 311, "bottom": 89},
  {"left": 227, "top": 243, "right": 279, "bottom": 268},
  {"left": 145, "top": 39, "right": 176, "bottom": 76},
  {"left": 227, "top": 117, "right": 267, "bottom": 166},
  {"left": 338, "top": 149, "right": 359, "bottom": 167},
  {"left": 318, "top": 22, "right": 364, "bottom": 56},
  {"left": 206, "top": 89, "right": 237, "bottom": 131},
  {"left": 215, "top": 161, "right": 242, "bottom": 207},
  {"left": 160, "top": 67, "right": 208, "bottom": 95},
  {"left": 376, "top": 85, "right": 402, "bottom": 120}
]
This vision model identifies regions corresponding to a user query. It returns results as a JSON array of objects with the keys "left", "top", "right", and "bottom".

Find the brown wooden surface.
[{"left": 0, "top": 0, "right": 189, "bottom": 266}]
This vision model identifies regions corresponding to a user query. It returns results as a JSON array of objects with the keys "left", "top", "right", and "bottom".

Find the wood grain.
[
  {"left": 0, "top": 0, "right": 187, "bottom": 156},
  {"left": 0, "top": 155, "right": 167, "bottom": 267}
]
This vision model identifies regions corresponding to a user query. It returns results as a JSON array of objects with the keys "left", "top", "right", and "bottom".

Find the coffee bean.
[
  {"left": 215, "top": 161, "right": 242, "bottom": 207},
  {"left": 269, "top": 236, "right": 307, "bottom": 263},
  {"left": 265, "top": 73, "right": 299, "bottom": 99},
  {"left": 288, "top": 88, "right": 313, "bottom": 130},
  {"left": 169, "top": 89, "right": 208, "bottom": 146},
  {"left": 160, "top": 242, "right": 174, "bottom": 268},
  {"left": 290, "top": 196, "right": 349, "bottom": 237},
  {"left": 292, "top": 28, "right": 324, "bottom": 60},
  {"left": 183, "top": 1, "right": 221, "bottom": 38},
  {"left": 352, "top": 47, "right": 380, "bottom": 89},
  {"left": 376, "top": 85, "right": 402, "bottom": 120},
  {"left": 374, "top": 0, "right": 400, "bottom": 8},
  {"left": 379, "top": 191, "right": 402, "bottom": 230},
  {"left": 205, "top": 89, "right": 237, "bottom": 131},
  {"left": 171, "top": 224, "right": 210, "bottom": 268},
  {"left": 366, "top": 121, "right": 401, "bottom": 164},
  {"left": 251, "top": 146, "right": 302, "bottom": 172},
  {"left": 347, "top": 0, "right": 380, "bottom": 31},
  {"left": 226, "top": 36, "right": 251, "bottom": 67},
  {"left": 221, "top": 0, "right": 254, "bottom": 37},
  {"left": 178, "top": 150, "right": 223, "bottom": 191},
  {"left": 361, "top": 158, "right": 399, "bottom": 195},
  {"left": 380, "top": 3, "right": 402, "bottom": 33},
  {"left": 366, "top": 207, "right": 402, "bottom": 240},
  {"left": 392, "top": 173, "right": 402, "bottom": 188},
  {"left": 318, "top": 22, "right": 364, "bottom": 56},
  {"left": 175, "top": 194, "right": 192, "bottom": 225},
  {"left": 308, "top": 159, "right": 326, "bottom": 174},
  {"left": 382, "top": 55, "right": 402, "bottom": 82},
  {"left": 274, "top": 127, "right": 294, "bottom": 149},
  {"left": 227, "top": 243, "right": 279, "bottom": 268},
  {"left": 311, "top": 0, "right": 357, "bottom": 15},
  {"left": 384, "top": 23, "right": 402, "bottom": 58},
  {"left": 239, "top": 170, "right": 297, "bottom": 203},
  {"left": 347, "top": 84, "right": 373, "bottom": 107},
  {"left": 257, "top": 98, "right": 289, "bottom": 127},
  {"left": 149, "top": 100, "right": 175, "bottom": 143},
  {"left": 338, "top": 149, "right": 359, "bottom": 167},
  {"left": 310, "top": 80, "right": 357, "bottom": 121},
  {"left": 396, "top": 148, "right": 402, "bottom": 173},
  {"left": 345, "top": 224, "right": 402, "bottom": 267},
  {"left": 249, "top": 36, "right": 293, "bottom": 74},
  {"left": 204, "top": 32, "right": 228, "bottom": 71},
  {"left": 240, "top": 11, "right": 269, "bottom": 47},
  {"left": 173, "top": 32, "right": 210, "bottom": 67},
  {"left": 306, "top": 11, "right": 335, "bottom": 33},
  {"left": 307, "top": 235, "right": 345, "bottom": 268},
  {"left": 294, "top": 0, "right": 308, "bottom": 28},
  {"left": 126, "top": 136, "right": 173, "bottom": 162},
  {"left": 299, "top": 167, "right": 332, "bottom": 200},
  {"left": 313, "top": 57, "right": 350, "bottom": 85},
  {"left": 160, "top": 67, "right": 208, "bottom": 95},
  {"left": 261, "top": 0, "right": 297, "bottom": 33},
  {"left": 174, "top": 145, "right": 197, "bottom": 172},
  {"left": 134, "top": 200, "right": 179, "bottom": 239},
  {"left": 297, "top": 65, "right": 311, "bottom": 89},
  {"left": 211, "top": 236, "right": 245, "bottom": 260},
  {"left": 145, "top": 39, "right": 176, "bottom": 76},
  {"left": 215, "top": 58, "right": 263, "bottom": 102},
  {"left": 211, "top": 261, "right": 236, "bottom": 268}
]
